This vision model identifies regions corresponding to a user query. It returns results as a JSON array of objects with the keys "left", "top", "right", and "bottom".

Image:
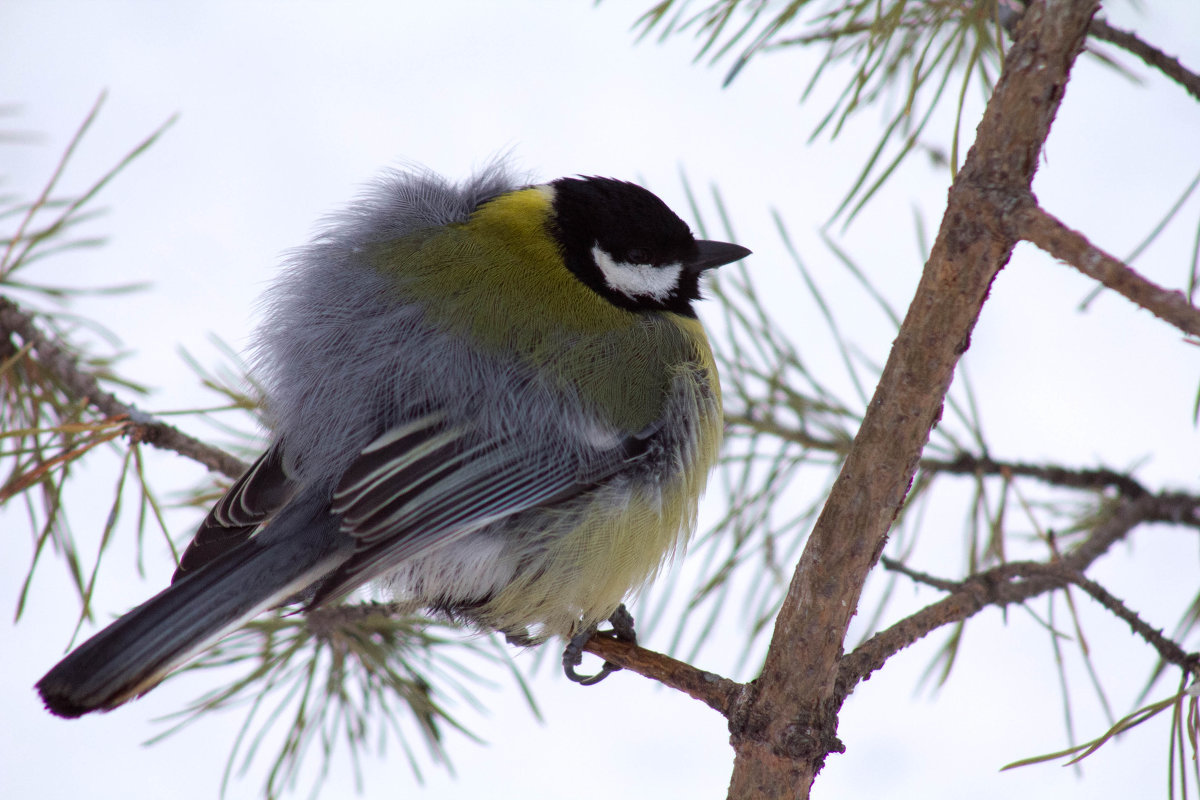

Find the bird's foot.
[{"left": 562, "top": 604, "right": 637, "bottom": 686}]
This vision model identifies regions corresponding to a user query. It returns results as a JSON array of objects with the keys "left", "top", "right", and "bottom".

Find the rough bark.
[{"left": 724, "top": 2, "right": 1101, "bottom": 796}]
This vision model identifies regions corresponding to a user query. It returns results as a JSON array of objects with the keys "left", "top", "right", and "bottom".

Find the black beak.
[{"left": 689, "top": 240, "right": 752, "bottom": 273}]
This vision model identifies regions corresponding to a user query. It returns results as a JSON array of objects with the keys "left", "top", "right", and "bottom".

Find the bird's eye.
[{"left": 626, "top": 247, "right": 650, "bottom": 265}]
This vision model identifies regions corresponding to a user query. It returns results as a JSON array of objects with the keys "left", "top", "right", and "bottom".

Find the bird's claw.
[{"left": 562, "top": 604, "right": 637, "bottom": 686}]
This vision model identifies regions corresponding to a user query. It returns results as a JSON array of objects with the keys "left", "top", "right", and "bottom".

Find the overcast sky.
[{"left": 4, "top": 2, "right": 1200, "bottom": 799}]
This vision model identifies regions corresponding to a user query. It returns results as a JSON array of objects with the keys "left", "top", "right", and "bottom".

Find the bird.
[{"left": 36, "top": 162, "right": 750, "bottom": 717}]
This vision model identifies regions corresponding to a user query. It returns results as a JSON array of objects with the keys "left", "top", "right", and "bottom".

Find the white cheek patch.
[{"left": 592, "top": 245, "right": 683, "bottom": 301}]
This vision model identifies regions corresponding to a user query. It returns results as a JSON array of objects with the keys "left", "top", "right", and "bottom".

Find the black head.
[{"left": 546, "top": 176, "right": 750, "bottom": 317}]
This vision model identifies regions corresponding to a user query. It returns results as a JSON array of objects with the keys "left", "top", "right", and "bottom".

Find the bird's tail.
[{"left": 36, "top": 505, "right": 348, "bottom": 718}]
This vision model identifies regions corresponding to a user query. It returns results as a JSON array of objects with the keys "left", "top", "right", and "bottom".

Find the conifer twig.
[
  {"left": 0, "top": 294, "right": 246, "bottom": 478},
  {"left": 1015, "top": 202, "right": 1200, "bottom": 338}
]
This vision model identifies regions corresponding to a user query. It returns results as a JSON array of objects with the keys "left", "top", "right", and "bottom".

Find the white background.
[{"left": 4, "top": 2, "right": 1200, "bottom": 799}]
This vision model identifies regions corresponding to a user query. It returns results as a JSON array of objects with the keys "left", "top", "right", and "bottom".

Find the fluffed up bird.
[{"left": 36, "top": 163, "right": 751, "bottom": 717}]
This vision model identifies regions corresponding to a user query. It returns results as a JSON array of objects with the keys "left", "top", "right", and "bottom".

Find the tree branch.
[
  {"left": 1089, "top": 17, "right": 1200, "bottom": 102},
  {"left": 921, "top": 452, "right": 1146, "bottom": 497},
  {"left": 1024, "top": 562, "right": 1200, "bottom": 676},
  {"left": 725, "top": 3, "right": 1100, "bottom": 796},
  {"left": 1142, "top": 491, "right": 1200, "bottom": 529},
  {"left": 581, "top": 634, "right": 745, "bottom": 716},
  {"left": 925, "top": 456, "right": 1200, "bottom": 526},
  {"left": 580, "top": 488, "right": 1196, "bottom": 715},
  {"left": 0, "top": 294, "right": 247, "bottom": 479},
  {"left": 308, "top": 601, "right": 750, "bottom": 716},
  {"left": 837, "top": 492, "right": 1167, "bottom": 702},
  {"left": 846, "top": 553, "right": 1200, "bottom": 699},
  {"left": 1015, "top": 203, "right": 1200, "bottom": 338},
  {"left": 731, "top": 413, "right": 1199, "bottom": 511}
]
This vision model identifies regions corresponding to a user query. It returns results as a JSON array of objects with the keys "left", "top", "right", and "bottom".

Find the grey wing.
[
  {"left": 306, "top": 411, "right": 643, "bottom": 608},
  {"left": 172, "top": 445, "right": 297, "bottom": 583}
]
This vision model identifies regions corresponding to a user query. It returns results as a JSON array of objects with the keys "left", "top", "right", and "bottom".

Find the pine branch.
[
  {"left": 920, "top": 451, "right": 1152, "bottom": 497},
  {"left": 730, "top": 414, "right": 1196, "bottom": 509},
  {"left": 837, "top": 491, "right": 1164, "bottom": 701},
  {"left": 1030, "top": 564, "right": 1200, "bottom": 676},
  {"left": 575, "top": 482, "right": 1197, "bottom": 723},
  {"left": 0, "top": 294, "right": 247, "bottom": 479},
  {"left": 724, "top": 3, "right": 1101, "bottom": 795},
  {"left": 1089, "top": 17, "right": 1200, "bottom": 102},
  {"left": 851, "top": 554, "right": 1200, "bottom": 704},
  {"left": 1016, "top": 202, "right": 1200, "bottom": 338},
  {"left": 581, "top": 634, "right": 744, "bottom": 716}
]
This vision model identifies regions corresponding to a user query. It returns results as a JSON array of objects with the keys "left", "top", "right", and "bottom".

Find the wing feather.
[
  {"left": 172, "top": 446, "right": 295, "bottom": 582},
  {"left": 310, "top": 412, "right": 630, "bottom": 606}
]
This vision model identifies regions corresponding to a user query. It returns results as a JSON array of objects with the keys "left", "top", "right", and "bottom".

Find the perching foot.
[{"left": 562, "top": 604, "right": 638, "bottom": 686}]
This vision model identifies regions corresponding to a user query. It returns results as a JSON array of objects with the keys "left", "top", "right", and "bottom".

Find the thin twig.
[
  {"left": 920, "top": 452, "right": 1150, "bottom": 498},
  {"left": 1089, "top": 17, "right": 1200, "bottom": 102},
  {"left": 878, "top": 556, "right": 963, "bottom": 592},
  {"left": 869, "top": 557, "right": 1200, "bottom": 688},
  {"left": 581, "top": 634, "right": 745, "bottom": 716},
  {"left": 1013, "top": 562, "right": 1200, "bottom": 676},
  {"left": 837, "top": 493, "right": 1166, "bottom": 701},
  {"left": 730, "top": 417, "right": 1200, "bottom": 521},
  {"left": 0, "top": 294, "right": 247, "bottom": 479},
  {"left": 306, "top": 600, "right": 747, "bottom": 717},
  {"left": 1016, "top": 202, "right": 1200, "bottom": 338}
]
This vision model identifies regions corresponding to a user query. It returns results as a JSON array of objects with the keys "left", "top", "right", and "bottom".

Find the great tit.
[{"left": 36, "top": 163, "right": 750, "bottom": 717}]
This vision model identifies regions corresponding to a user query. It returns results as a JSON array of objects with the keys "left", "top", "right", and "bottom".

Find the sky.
[{"left": 4, "top": 2, "right": 1200, "bottom": 799}]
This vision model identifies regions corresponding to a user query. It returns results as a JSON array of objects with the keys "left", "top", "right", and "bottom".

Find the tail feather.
[{"left": 36, "top": 508, "right": 347, "bottom": 718}]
